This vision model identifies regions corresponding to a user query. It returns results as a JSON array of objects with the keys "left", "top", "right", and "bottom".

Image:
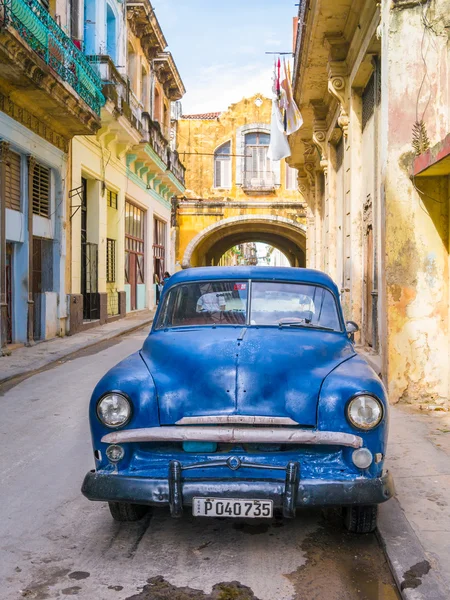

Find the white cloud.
[{"left": 181, "top": 62, "right": 273, "bottom": 114}]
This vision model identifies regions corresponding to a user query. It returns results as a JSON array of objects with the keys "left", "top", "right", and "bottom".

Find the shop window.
[{"left": 32, "top": 163, "right": 50, "bottom": 218}]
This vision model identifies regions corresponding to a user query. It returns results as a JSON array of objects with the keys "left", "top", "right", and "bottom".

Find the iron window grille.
[
  {"left": 153, "top": 218, "right": 166, "bottom": 281},
  {"left": 32, "top": 163, "right": 50, "bottom": 217},
  {"left": 107, "top": 189, "right": 118, "bottom": 209},
  {"left": 106, "top": 238, "right": 116, "bottom": 283}
]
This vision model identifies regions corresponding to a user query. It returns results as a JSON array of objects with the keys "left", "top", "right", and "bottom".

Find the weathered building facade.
[
  {"left": 289, "top": 0, "right": 450, "bottom": 405},
  {"left": 68, "top": 0, "right": 185, "bottom": 334},
  {"left": 176, "top": 95, "right": 307, "bottom": 269},
  {"left": 0, "top": 0, "right": 186, "bottom": 348},
  {"left": 0, "top": 0, "right": 104, "bottom": 348}
]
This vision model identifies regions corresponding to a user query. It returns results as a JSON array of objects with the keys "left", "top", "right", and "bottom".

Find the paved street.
[{"left": 0, "top": 327, "right": 399, "bottom": 600}]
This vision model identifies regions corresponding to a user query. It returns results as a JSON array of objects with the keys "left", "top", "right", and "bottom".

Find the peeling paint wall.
[
  {"left": 383, "top": 0, "right": 450, "bottom": 404},
  {"left": 289, "top": 0, "right": 450, "bottom": 405}
]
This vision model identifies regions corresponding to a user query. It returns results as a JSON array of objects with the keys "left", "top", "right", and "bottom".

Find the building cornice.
[
  {"left": 153, "top": 52, "right": 186, "bottom": 100},
  {"left": 126, "top": 0, "right": 167, "bottom": 59}
]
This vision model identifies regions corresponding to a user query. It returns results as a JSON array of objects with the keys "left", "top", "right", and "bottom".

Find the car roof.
[{"left": 166, "top": 267, "right": 340, "bottom": 295}]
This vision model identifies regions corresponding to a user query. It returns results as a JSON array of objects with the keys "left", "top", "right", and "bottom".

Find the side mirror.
[{"left": 346, "top": 321, "right": 359, "bottom": 342}]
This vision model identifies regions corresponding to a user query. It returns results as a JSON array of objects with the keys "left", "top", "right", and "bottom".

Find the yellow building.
[
  {"left": 67, "top": 0, "right": 185, "bottom": 334},
  {"left": 175, "top": 95, "right": 307, "bottom": 268}
]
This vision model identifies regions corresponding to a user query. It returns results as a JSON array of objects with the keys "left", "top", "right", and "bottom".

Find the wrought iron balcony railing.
[
  {"left": 141, "top": 113, "right": 169, "bottom": 165},
  {"left": 168, "top": 150, "right": 185, "bottom": 186},
  {"left": 1, "top": 0, "right": 104, "bottom": 115},
  {"left": 87, "top": 55, "right": 143, "bottom": 131},
  {"left": 243, "top": 171, "right": 276, "bottom": 192}
]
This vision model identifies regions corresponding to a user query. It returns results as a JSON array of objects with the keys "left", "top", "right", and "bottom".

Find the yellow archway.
[{"left": 181, "top": 215, "right": 306, "bottom": 268}]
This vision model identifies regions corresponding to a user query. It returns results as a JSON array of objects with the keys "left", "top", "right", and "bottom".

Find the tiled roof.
[{"left": 181, "top": 112, "right": 221, "bottom": 120}]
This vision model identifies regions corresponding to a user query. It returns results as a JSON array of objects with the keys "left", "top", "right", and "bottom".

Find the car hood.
[{"left": 141, "top": 327, "right": 355, "bottom": 426}]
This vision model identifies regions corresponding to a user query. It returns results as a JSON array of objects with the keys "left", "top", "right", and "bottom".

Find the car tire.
[
  {"left": 343, "top": 505, "right": 378, "bottom": 534},
  {"left": 108, "top": 502, "right": 150, "bottom": 522}
]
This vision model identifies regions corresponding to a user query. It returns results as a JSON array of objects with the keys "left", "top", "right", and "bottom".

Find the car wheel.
[
  {"left": 108, "top": 502, "right": 150, "bottom": 522},
  {"left": 343, "top": 505, "right": 378, "bottom": 534}
]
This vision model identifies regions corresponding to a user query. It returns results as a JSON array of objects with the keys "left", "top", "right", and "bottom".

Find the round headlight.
[
  {"left": 347, "top": 394, "right": 383, "bottom": 430},
  {"left": 97, "top": 393, "right": 131, "bottom": 428}
]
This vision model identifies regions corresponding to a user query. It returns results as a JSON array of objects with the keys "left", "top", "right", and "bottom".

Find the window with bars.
[
  {"left": 32, "top": 163, "right": 50, "bottom": 217},
  {"left": 285, "top": 164, "right": 298, "bottom": 190},
  {"left": 3, "top": 151, "right": 21, "bottom": 211},
  {"left": 106, "top": 238, "right": 116, "bottom": 283},
  {"left": 153, "top": 218, "right": 166, "bottom": 281},
  {"left": 214, "top": 141, "right": 231, "bottom": 188},
  {"left": 107, "top": 189, "right": 118, "bottom": 209}
]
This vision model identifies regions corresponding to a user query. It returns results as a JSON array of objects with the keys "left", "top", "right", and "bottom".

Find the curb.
[
  {"left": 0, "top": 317, "right": 154, "bottom": 388},
  {"left": 377, "top": 497, "right": 449, "bottom": 599}
]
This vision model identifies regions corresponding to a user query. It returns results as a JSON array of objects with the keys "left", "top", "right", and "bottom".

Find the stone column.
[
  {"left": 27, "top": 156, "right": 36, "bottom": 344},
  {"left": 0, "top": 141, "right": 10, "bottom": 349}
]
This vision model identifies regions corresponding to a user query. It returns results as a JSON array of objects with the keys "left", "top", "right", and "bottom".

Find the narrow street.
[{"left": 0, "top": 328, "right": 399, "bottom": 600}]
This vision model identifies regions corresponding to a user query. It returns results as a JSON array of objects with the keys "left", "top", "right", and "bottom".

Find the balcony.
[
  {"left": 87, "top": 55, "right": 143, "bottom": 136},
  {"left": 168, "top": 150, "right": 186, "bottom": 187},
  {"left": 243, "top": 171, "right": 276, "bottom": 194},
  {"left": 0, "top": 0, "right": 104, "bottom": 138},
  {"left": 141, "top": 113, "right": 169, "bottom": 165}
]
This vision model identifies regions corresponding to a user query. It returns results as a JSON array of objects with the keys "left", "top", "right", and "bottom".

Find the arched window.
[
  {"left": 244, "top": 132, "right": 272, "bottom": 188},
  {"left": 214, "top": 142, "right": 231, "bottom": 188},
  {"left": 106, "top": 3, "right": 117, "bottom": 63}
]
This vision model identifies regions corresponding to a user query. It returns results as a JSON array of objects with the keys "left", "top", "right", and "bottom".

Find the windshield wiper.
[{"left": 277, "top": 321, "right": 335, "bottom": 332}]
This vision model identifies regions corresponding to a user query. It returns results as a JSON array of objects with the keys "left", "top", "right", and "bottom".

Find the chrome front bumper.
[
  {"left": 101, "top": 426, "right": 363, "bottom": 448},
  {"left": 82, "top": 461, "right": 395, "bottom": 518}
]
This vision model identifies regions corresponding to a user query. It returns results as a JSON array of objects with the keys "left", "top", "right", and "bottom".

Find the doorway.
[
  {"left": 125, "top": 201, "right": 145, "bottom": 311},
  {"left": 32, "top": 237, "right": 53, "bottom": 341},
  {"left": 6, "top": 243, "right": 13, "bottom": 344},
  {"left": 81, "top": 177, "right": 99, "bottom": 321}
]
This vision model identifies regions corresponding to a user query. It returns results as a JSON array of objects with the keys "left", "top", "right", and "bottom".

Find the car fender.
[
  {"left": 89, "top": 351, "right": 159, "bottom": 467},
  {"left": 318, "top": 354, "right": 389, "bottom": 477}
]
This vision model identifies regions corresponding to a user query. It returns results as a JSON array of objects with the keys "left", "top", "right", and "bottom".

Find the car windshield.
[{"left": 156, "top": 280, "right": 341, "bottom": 332}]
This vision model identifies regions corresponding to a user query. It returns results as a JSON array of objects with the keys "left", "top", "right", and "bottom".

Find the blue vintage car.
[{"left": 82, "top": 267, "right": 394, "bottom": 533}]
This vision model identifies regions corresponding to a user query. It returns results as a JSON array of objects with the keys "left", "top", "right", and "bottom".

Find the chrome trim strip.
[
  {"left": 175, "top": 415, "right": 299, "bottom": 426},
  {"left": 102, "top": 427, "right": 363, "bottom": 448}
]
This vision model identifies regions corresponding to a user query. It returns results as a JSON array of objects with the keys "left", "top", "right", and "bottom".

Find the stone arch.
[{"left": 182, "top": 214, "right": 307, "bottom": 269}]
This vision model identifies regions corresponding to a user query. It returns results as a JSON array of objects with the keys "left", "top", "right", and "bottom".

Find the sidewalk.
[
  {"left": 379, "top": 404, "right": 450, "bottom": 599},
  {"left": 0, "top": 309, "right": 155, "bottom": 385}
]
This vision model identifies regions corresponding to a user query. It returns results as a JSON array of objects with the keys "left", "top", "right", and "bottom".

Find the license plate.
[{"left": 192, "top": 497, "right": 273, "bottom": 518}]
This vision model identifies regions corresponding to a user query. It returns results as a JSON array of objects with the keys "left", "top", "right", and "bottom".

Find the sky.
[{"left": 152, "top": 0, "right": 298, "bottom": 115}]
